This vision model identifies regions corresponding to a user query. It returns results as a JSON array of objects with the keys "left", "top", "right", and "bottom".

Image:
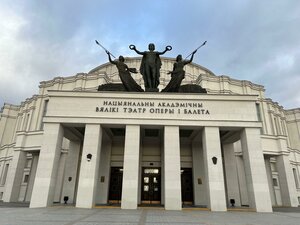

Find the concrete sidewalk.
[{"left": 0, "top": 206, "right": 299, "bottom": 225}]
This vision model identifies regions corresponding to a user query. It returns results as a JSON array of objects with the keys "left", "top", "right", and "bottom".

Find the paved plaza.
[{"left": 0, "top": 205, "right": 300, "bottom": 225}]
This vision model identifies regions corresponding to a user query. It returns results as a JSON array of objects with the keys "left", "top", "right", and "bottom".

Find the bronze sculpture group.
[{"left": 102, "top": 42, "right": 204, "bottom": 93}]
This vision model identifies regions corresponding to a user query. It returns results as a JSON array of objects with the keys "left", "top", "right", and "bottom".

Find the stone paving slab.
[
  {"left": 0, "top": 201, "right": 29, "bottom": 208},
  {"left": 0, "top": 206, "right": 299, "bottom": 225}
]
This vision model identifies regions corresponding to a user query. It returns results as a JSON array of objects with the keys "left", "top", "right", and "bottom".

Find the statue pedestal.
[{"left": 145, "top": 88, "right": 159, "bottom": 92}]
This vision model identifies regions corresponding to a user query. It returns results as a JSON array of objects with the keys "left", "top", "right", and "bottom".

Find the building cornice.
[
  {"left": 285, "top": 108, "right": 300, "bottom": 114},
  {"left": 0, "top": 103, "right": 20, "bottom": 113},
  {"left": 196, "top": 74, "right": 265, "bottom": 93}
]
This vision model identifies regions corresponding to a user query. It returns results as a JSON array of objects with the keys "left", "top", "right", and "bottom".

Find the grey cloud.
[{"left": 0, "top": 0, "right": 299, "bottom": 109}]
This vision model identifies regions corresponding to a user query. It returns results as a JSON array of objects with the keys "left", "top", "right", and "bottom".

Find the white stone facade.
[{"left": 0, "top": 57, "right": 299, "bottom": 212}]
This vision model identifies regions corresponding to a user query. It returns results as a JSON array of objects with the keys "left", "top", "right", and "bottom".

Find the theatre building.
[{"left": 0, "top": 57, "right": 300, "bottom": 212}]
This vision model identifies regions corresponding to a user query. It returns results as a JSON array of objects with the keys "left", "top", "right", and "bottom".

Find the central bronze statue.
[{"left": 129, "top": 43, "right": 172, "bottom": 92}]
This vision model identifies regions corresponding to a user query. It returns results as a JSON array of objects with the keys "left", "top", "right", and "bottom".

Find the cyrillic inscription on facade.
[{"left": 96, "top": 100, "right": 210, "bottom": 115}]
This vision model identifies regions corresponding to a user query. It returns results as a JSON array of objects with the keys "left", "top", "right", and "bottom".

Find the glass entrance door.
[
  {"left": 141, "top": 168, "right": 161, "bottom": 204},
  {"left": 108, "top": 167, "right": 123, "bottom": 204},
  {"left": 181, "top": 168, "right": 194, "bottom": 205}
]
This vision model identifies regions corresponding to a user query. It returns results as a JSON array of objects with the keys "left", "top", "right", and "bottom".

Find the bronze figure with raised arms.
[
  {"left": 162, "top": 50, "right": 197, "bottom": 92},
  {"left": 106, "top": 50, "right": 144, "bottom": 92},
  {"left": 129, "top": 43, "right": 172, "bottom": 92}
]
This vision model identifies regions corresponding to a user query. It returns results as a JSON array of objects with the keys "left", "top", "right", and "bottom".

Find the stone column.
[
  {"left": 121, "top": 125, "right": 140, "bottom": 209},
  {"left": 240, "top": 127, "right": 272, "bottom": 212},
  {"left": 2, "top": 150, "right": 26, "bottom": 202},
  {"left": 53, "top": 152, "right": 67, "bottom": 202},
  {"left": 137, "top": 139, "right": 143, "bottom": 205},
  {"left": 160, "top": 138, "right": 165, "bottom": 205},
  {"left": 0, "top": 162, "right": 5, "bottom": 185},
  {"left": 96, "top": 132, "right": 112, "bottom": 204},
  {"left": 223, "top": 143, "right": 241, "bottom": 207},
  {"left": 61, "top": 141, "right": 81, "bottom": 204},
  {"left": 30, "top": 123, "right": 64, "bottom": 208},
  {"left": 264, "top": 157, "right": 276, "bottom": 206},
  {"left": 25, "top": 153, "right": 39, "bottom": 202},
  {"left": 164, "top": 126, "right": 181, "bottom": 210},
  {"left": 277, "top": 154, "right": 298, "bottom": 206},
  {"left": 202, "top": 127, "right": 226, "bottom": 211},
  {"left": 276, "top": 136, "right": 298, "bottom": 207},
  {"left": 192, "top": 132, "right": 207, "bottom": 206},
  {"left": 76, "top": 124, "right": 102, "bottom": 208}
]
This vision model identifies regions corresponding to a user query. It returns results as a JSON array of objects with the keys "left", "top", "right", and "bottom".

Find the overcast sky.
[{"left": 0, "top": 0, "right": 299, "bottom": 110}]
